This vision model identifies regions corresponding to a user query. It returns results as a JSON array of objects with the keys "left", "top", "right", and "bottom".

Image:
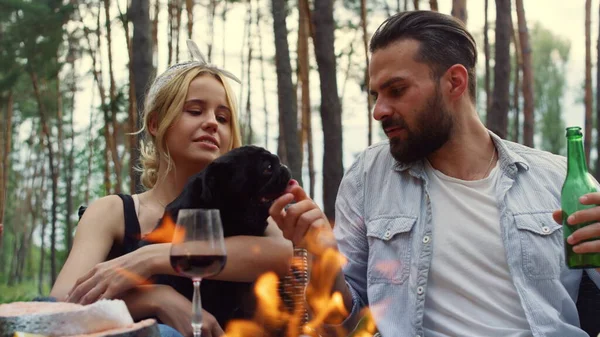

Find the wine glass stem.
[{"left": 192, "top": 279, "right": 203, "bottom": 337}]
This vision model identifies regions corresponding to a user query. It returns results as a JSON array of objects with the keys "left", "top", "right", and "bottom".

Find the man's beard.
[{"left": 383, "top": 88, "right": 454, "bottom": 164}]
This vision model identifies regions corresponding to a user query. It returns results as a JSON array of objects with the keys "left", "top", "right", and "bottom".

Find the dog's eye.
[{"left": 263, "top": 164, "right": 272, "bottom": 175}]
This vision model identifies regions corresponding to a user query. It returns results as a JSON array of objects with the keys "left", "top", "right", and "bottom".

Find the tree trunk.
[
  {"left": 451, "top": 0, "right": 467, "bottom": 25},
  {"left": 511, "top": 19, "right": 521, "bottom": 143},
  {"left": 484, "top": 0, "right": 491, "bottom": 117},
  {"left": 104, "top": 0, "right": 123, "bottom": 193},
  {"left": 0, "top": 92, "right": 13, "bottom": 234},
  {"left": 222, "top": 0, "right": 228, "bottom": 66},
  {"left": 185, "top": 0, "right": 193, "bottom": 39},
  {"left": 55, "top": 78, "right": 64, "bottom": 185},
  {"left": 256, "top": 2, "right": 269, "bottom": 148},
  {"left": 585, "top": 0, "right": 593, "bottom": 164},
  {"left": 277, "top": 115, "right": 288, "bottom": 165},
  {"left": 130, "top": 0, "right": 152, "bottom": 192},
  {"left": 8, "top": 235, "right": 18, "bottom": 285},
  {"left": 85, "top": 106, "right": 95, "bottom": 205},
  {"left": 88, "top": 6, "right": 111, "bottom": 193},
  {"left": 0, "top": 92, "right": 13, "bottom": 272},
  {"left": 298, "top": 0, "right": 315, "bottom": 199},
  {"left": 488, "top": 0, "right": 511, "bottom": 139},
  {"left": 239, "top": 0, "right": 250, "bottom": 127},
  {"left": 413, "top": 0, "right": 419, "bottom": 10},
  {"left": 168, "top": 1, "right": 174, "bottom": 65},
  {"left": 66, "top": 115, "right": 75, "bottom": 252},
  {"left": 152, "top": 0, "right": 159, "bottom": 66},
  {"left": 312, "top": 0, "right": 343, "bottom": 221},
  {"left": 65, "top": 56, "right": 77, "bottom": 251},
  {"left": 16, "top": 158, "right": 38, "bottom": 283},
  {"left": 118, "top": 2, "right": 139, "bottom": 194},
  {"left": 429, "top": 0, "right": 438, "bottom": 11},
  {"left": 30, "top": 71, "right": 59, "bottom": 286},
  {"left": 360, "top": 0, "right": 373, "bottom": 146},
  {"left": 244, "top": 0, "right": 253, "bottom": 144},
  {"left": 208, "top": 0, "right": 217, "bottom": 61},
  {"left": 272, "top": 0, "right": 303, "bottom": 186},
  {"left": 175, "top": 0, "right": 182, "bottom": 63},
  {"left": 515, "top": 0, "right": 534, "bottom": 148},
  {"left": 38, "top": 207, "right": 46, "bottom": 294}
]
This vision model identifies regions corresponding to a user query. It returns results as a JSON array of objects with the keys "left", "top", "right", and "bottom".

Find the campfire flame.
[
  {"left": 114, "top": 267, "right": 152, "bottom": 286},
  {"left": 142, "top": 213, "right": 186, "bottom": 244},
  {"left": 119, "top": 212, "right": 379, "bottom": 336},
  {"left": 111, "top": 214, "right": 188, "bottom": 287},
  {"left": 224, "top": 224, "right": 378, "bottom": 337}
]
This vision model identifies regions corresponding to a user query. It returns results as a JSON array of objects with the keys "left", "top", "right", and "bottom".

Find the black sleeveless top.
[{"left": 78, "top": 194, "right": 141, "bottom": 259}]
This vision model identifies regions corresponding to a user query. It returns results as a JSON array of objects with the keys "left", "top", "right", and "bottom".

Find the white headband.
[{"left": 146, "top": 40, "right": 241, "bottom": 107}]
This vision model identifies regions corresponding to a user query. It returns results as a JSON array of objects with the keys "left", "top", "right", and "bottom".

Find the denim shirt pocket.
[
  {"left": 366, "top": 216, "right": 417, "bottom": 284},
  {"left": 514, "top": 212, "right": 563, "bottom": 280}
]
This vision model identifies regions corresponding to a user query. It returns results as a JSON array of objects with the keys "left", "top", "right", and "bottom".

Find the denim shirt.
[{"left": 334, "top": 132, "right": 600, "bottom": 337}]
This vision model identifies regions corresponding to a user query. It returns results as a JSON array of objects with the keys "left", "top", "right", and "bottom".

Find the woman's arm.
[
  {"left": 137, "top": 219, "right": 293, "bottom": 281},
  {"left": 67, "top": 219, "right": 293, "bottom": 302},
  {"left": 50, "top": 196, "right": 123, "bottom": 300},
  {"left": 210, "top": 219, "right": 293, "bottom": 282}
]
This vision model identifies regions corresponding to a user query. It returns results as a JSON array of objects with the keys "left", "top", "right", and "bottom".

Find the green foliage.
[
  {"left": 530, "top": 23, "right": 570, "bottom": 155},
  {"left": 0, "top": 281, "right": 51, "bottom": 304},
  {"left": 476, "top": 22, "right": 569, "bottom": 154}
]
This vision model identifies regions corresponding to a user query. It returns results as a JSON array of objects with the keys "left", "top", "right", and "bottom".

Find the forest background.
[{"left": 0, "top": 0, "right": 596, "bottom": 302}]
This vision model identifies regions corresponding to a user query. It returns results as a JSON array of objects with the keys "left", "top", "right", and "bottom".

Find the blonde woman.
[{"left": 49, "top": 42, "right": 304, "bottom": 337}]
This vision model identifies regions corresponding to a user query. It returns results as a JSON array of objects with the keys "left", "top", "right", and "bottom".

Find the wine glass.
[{"left": 169, "top": 209, "right": 227, "bottom": 337}]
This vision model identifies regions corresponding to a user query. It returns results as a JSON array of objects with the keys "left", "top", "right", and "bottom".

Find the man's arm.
[
  {"left": 268, "top": 154, "right": 369, "bottom": 328},
  {"left": 328, "top": 157, "right": 369, "bottom": 328}
]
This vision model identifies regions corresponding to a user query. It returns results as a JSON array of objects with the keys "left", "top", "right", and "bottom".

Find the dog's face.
[
  {"left": 206, "top": 145, "right": 291, "bottom": 206},
  {"left": 164, "top": 145, "right": 292, "bottom": 236}
]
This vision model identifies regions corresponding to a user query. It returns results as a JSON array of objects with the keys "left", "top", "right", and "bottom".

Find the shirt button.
[
  {"left": 384, "top": 230, "right": 391, "bottom": 239},
  {"left": 542, "top": 226, "right": 550, "bottom": 234},
  {"left": 417, "top": 286, "right": 424, "bottom": 295},
  {"left": 422, "top": 235, "right": 431, "bottom": 244}
]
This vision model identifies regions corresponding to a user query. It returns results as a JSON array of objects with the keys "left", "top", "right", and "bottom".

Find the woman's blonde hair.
[{"left": 137, "top": 66, "right": 242, "bottom": 189}]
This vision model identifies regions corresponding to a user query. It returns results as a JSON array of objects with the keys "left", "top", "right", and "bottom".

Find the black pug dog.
[{"left": 139, "top": 145, "right": 293, "bottom": 328}]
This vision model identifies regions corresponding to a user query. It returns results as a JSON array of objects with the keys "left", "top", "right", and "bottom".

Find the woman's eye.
[
  {"left": 187, "top": 109, "right": 202, "bottom": 116},
  {"left": 217, "top": 115, "right": 229, "bottom": 124}
]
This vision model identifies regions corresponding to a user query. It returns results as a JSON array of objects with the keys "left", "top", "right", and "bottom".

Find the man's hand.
[
  {"left": 553, "top": 192, "right": 600, "bottom": 272},
  {"left": 269, "top": 184, "right": 330, "bottom": 248}
]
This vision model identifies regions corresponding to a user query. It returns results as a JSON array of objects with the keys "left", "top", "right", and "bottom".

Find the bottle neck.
[{"left": 567, "top": 136, "right": 588, "bottom": 176}]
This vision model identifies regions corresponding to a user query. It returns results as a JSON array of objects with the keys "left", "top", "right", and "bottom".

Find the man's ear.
[
  {"left": 443, "top": 64, "right": 469, "bottom": 101},
  {"left": 148, "top": 113, "right": 159, "bottom": 137}
]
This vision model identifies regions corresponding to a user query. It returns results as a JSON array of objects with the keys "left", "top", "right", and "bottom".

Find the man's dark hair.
[{"left": 370, "top": 10, "right": 477, "bottom": 102}]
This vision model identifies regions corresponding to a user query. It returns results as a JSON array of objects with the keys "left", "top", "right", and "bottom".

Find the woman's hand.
[{"left": 66, "top": 243, "right": 171, "bottom": 304}]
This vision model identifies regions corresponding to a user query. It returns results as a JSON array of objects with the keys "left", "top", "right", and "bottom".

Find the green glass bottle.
[{"left": 561, "top": 126, "right": 600, "bottom": 268}]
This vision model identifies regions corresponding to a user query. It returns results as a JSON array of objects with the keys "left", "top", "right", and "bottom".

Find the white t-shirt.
[{"left": 422, "top": 161, "right": 532, "bottom": 337}]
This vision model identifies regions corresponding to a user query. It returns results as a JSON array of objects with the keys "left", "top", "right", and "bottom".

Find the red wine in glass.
[
  {"left": 170, "top": 254, "right": 227, "bottom": 279},
  {"left": 169, "top": 209, "right": 227, "bottom": 337}
]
